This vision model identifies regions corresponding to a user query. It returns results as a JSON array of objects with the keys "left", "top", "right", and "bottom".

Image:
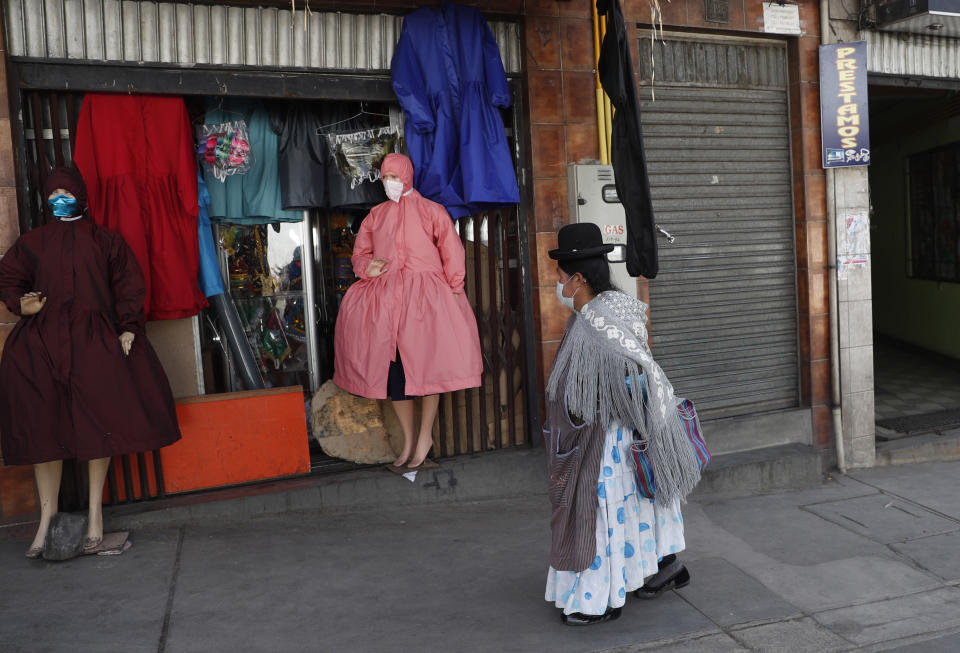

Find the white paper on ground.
[{"left": 402, "top": 471, "right": 417, "bottom": 482}]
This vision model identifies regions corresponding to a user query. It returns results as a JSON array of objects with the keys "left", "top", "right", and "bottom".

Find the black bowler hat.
[{"left": 548, "top": 223, "right": 615, "bottom": 261}]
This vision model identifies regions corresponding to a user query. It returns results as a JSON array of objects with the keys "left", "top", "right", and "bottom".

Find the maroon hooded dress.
[{"left": 0, "top": 167, "right": 181, "bottom": 465}]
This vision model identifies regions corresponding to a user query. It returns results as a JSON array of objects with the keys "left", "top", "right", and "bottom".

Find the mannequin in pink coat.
[{"left": 333, "top": 154, "right": 483, "bottom": 468}]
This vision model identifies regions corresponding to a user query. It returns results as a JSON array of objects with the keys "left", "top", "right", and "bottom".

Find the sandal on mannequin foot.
[
  {"left": 25, "top": 545, "right": 43, "bottom": 559},
  {"left": 407, "top": 445, "right": 434, "bottom": 469},
  {"left": 82, "top": 536, "right": 102, "bottom": 555},
  {"left": 406, "top": 453, "right": 433, "bottom": 469}
]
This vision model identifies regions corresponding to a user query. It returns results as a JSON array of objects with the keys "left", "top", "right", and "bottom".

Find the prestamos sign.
[{"left": 819, "top": 41, "right": 870, "bottom": 168}]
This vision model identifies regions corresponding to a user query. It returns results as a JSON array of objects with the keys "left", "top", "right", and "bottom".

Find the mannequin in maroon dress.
[{"left": 0, "top": 167, "right": 181, "bottom": 558}]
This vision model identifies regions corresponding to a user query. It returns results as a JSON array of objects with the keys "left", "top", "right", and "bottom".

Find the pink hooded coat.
[{"left": 333, "top": 154, "right": 482, "bottom": 398}]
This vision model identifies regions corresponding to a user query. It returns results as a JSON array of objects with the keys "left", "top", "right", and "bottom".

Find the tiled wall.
[
  {"left": 833, "top": 168, "right": 875, "bottom": 467},
  {"left": 523, "top": 0, "right": 834, "bottom": 456},
  {"left": 0, "top": 14, "right": 39, "bottom": 519}
]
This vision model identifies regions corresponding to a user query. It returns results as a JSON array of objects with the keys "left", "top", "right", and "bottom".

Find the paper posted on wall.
[{"left": 837, "top": 210, "right": 870, "bottom": 280}]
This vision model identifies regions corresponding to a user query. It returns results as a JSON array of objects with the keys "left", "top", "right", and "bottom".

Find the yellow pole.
[
  {"left": 601, "top": 16, "right": 614, "bottom": 159},
  {"left": 592, "top": 2, "right": 609, "bottom": 165}
]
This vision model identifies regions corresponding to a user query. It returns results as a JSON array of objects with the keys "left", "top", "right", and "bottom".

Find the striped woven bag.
[
  {"left": 677, "top": 398, "right": 711, "bottom": 470},
  {"left": 630, "top": 436, "right": 657, "bottom": 499},
  {"left": 631, "top": 397, "right": 710, "bottom": 499}
]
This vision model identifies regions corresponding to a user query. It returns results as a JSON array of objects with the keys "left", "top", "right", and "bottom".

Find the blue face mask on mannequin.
[{"left": 48, "top": 194, "right": 80, "bottom": 218}]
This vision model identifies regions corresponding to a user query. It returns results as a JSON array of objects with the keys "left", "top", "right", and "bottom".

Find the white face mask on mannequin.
[
  {"left": 384, "top": 179, "right": 404, "bottom": 203},
  {"left": 556, "top": 276, "right": 580, "bottom": 311}
]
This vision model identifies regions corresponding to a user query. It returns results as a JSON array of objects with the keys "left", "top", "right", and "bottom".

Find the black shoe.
[
  {"left": 561, "top": 607, "right": 622, "bottom": 626},
  {"left": 634, "top": 557, "right": 690, "bottom": 599}
]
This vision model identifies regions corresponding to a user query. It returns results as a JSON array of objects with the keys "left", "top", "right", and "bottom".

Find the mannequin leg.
[
  {"left": 391, "top": 400, "right": 416, "bottom": 467},
  {"left": 84, "top": 457, "right": 111, "bottom": 550},
  {"left": 28, "top": 460, "right": 63, "bottom": 555},
  {"left": 408, "top": 394, "right": 440, "bottom": 468}
]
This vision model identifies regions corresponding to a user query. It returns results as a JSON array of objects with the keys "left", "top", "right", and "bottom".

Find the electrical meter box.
[{"left": 567, "top": 164, "right": 636, "bottom": 298}]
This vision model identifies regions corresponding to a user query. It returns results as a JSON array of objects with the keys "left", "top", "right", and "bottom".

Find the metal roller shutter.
[
  {"left": 2, "top": 0, "right": 522, "bottom": 74},
  {"left": 639, "top": 34, "right": 799, "bottom": 421}
]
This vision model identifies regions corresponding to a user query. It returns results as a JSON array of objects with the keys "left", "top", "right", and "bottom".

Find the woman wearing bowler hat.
[{"left": 543, "top": 223, "right": 700, "bottom": 625}]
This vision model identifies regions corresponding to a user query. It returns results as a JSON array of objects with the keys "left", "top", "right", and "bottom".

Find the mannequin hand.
[
  {"left": 119, "top": 331, "right": 135, "bottom": 356},
  {"left": 20, "top": 292, "right": 46, "bottom": 315},
  {"left": 365, "top": 258, "right": 390, "bottom": 278}
]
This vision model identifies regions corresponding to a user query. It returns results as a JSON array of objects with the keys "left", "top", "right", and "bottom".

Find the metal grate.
[
  {"left": 638, "top": 36, "right": 799, "bottom": 422},
  {"left": 3, "top": 0, "right": 522, "bottom": 74},
  {"left": 876, "top": 408, "right": 960, "bottom": 434},
  {"left": 863, "top": 29, "right": 960, "bottom": 80},
  {"left": 434, "top": 209, "right": 529, "bottom": 455}
]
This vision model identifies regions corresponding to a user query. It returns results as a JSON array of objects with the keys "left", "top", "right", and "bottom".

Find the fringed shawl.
[{"left": 547, "top": 290, "right": 701, "bottom": 508}]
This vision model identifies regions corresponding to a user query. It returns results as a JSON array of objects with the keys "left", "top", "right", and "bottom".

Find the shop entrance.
[
  {"left": 868, "top": 81, "right": 960, "bottom": 443},
  {"left": 14, "top": 82, "right": 533, "bottom": 506}
]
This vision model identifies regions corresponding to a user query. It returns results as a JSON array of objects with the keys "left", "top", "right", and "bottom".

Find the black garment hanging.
[
  {"left": 270, "top": 103, "right": 387, "bottom": 211},
  {"left": 597, "top": 0, "right": 658, "bottom": 279}
]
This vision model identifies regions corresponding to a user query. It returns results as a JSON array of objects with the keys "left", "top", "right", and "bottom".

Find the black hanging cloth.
[{"left": 597, "top": 0, "right": 658, "bottom": 278}]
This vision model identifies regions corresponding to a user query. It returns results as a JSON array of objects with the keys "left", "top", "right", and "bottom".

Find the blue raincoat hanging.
[{"left": 391, "top": 1, "right": 520, "bottom": 219}]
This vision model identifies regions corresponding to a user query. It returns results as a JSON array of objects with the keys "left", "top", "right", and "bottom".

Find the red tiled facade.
[
  {"left": 0, "top": 13, "right": 37, "bottom": 519},
  {"left": 522, "top": 0, "right": 831, "bottom": 453}
]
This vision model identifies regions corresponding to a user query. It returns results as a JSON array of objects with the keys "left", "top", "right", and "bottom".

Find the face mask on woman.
[
  {"left": 556, "top": 277, "right": 580, "bottom": 311},
  {"left": 48, "top": 194, "right": 80, "bottom": 218},
  {"left": 383, "top": 179, "right": 404, "bottom": 203}
]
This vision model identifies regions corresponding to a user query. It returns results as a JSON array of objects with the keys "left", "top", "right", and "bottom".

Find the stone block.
[
  {"left": 891, "top": 531, "right": 960, "bottom": 582},
  {"left": 702, "top": 408, "right": 813, "bottom": 455},
  {"left": 311, "top": 381, "right": 397, "bottom": 464},
  {"left": 836, "top": 274, "right": 849, "bottom": 304},
  {"left": 0, "top": 119, "right": 14, "bottom": 187},
  {"left": 815, "top": 587, "right": 960, "bottom": 647},
  {"left": 837, "top": 299, "right": 850, "bottom": 348},
  {"left": 43, "top": 512, "right": 87, "bottom": 561},
  {"left": 730, "top": 617, "right": 852, "bottom": 652},
  {"left": 614, "top": 633, "right": 747, "bottom": 652},
  {"left": 677, "top": 558, "right": 801, "bottom": 627},
  {"left": 0, "top": 186, "right": 18, "bottom": 251},
  {"left": 841, "top": 390, "right": 874, "bottom": 440},
  {"left": 804, "top": 493, "right": 958, "bottom": 544},
  {"left": 834, "top": 166, "right": 870, "bottom": 210},
  {"left": 691, "top": 444, "right": 822, "bottom": 498},
  {"left": 842, "top": 345, "right": 874, "bottom": 396},
  {"left": 850, "top": 460, "right": 960, "bottom": 520},
  {"left": 847, "top": 299, "right": 873, "bottom": 347},
  {"left": 885, "top": 632, "right": 960, "bottom": 652},
  {"left": 875, "top": 431, "right": 960, "bottom": 467},
  {"left": 844, "top": 260, "right": 873, "bottom": 301},
  {"left": 848, "top": 434, "right": 876, "bottom": 468}
]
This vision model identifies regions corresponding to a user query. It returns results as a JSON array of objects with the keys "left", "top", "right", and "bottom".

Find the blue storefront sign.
[{"left": 819, "top": 41, "right": 870, "bottom": 168}]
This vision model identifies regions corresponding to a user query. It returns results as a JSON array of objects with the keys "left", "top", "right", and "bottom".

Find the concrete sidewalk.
[{"left": 1, "top": 460, "right": 959, "bottom": 653}]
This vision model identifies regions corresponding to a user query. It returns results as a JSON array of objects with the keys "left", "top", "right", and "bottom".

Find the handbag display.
[{"left": 631, "top": 397, "right": 710, "bottom": 500}]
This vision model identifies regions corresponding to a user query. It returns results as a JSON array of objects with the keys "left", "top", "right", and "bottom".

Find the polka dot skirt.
[{"left": 545, "top": 423, "right": 685, "bottom": 616}]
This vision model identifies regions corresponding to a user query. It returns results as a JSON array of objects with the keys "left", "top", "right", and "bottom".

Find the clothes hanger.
[
  {"left": 208, "top": 96, "right": 246, "bottom": 122},
  {"left": 359, "top": 101, "right": 389, "bottom": 118},
  {"left": 315, "top": 102, "right": 391, "bottom": 134}
]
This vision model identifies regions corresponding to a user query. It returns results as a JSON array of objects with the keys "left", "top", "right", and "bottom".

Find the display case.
[{"left": 209, "top": 219, "right": 319, "bottom": 394}]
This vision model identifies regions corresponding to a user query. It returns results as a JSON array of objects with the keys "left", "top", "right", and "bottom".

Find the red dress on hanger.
[{"left": 74, "top": 93, "right": 207, "bottom": 320}]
